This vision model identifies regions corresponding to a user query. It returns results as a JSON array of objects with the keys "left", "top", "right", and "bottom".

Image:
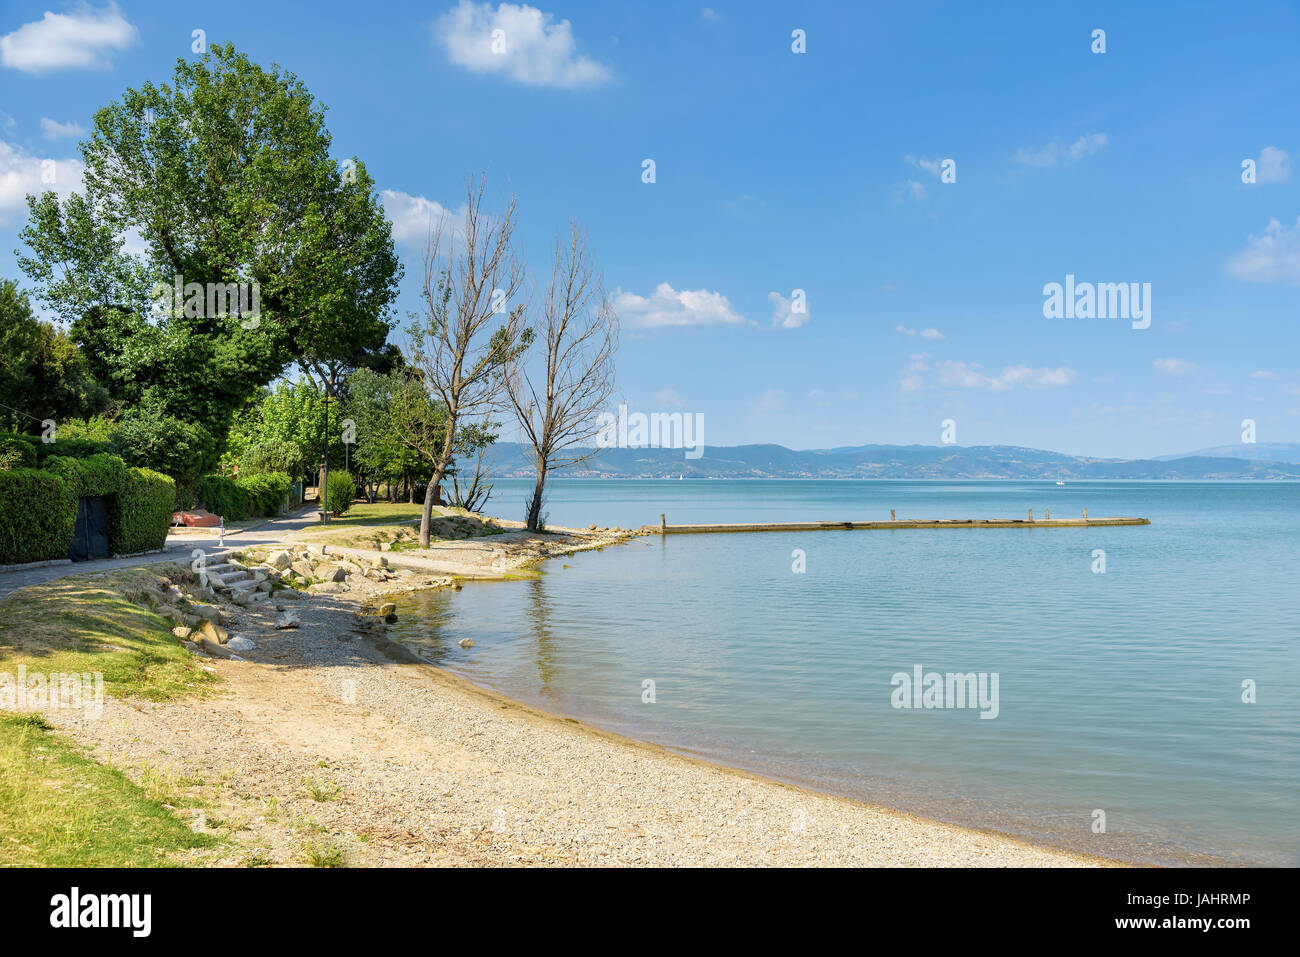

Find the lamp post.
[{"left": 320, "top": 389, "right": 329, "bottom": 524}]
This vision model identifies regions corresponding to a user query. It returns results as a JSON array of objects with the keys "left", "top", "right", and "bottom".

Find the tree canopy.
[{"left": 16, "top": 43, "right": 402, "bottom": 441}]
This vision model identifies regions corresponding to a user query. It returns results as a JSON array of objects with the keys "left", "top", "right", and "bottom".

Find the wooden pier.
[{"left": 656, "top": 511, "right": 1149, "bottom": 535}]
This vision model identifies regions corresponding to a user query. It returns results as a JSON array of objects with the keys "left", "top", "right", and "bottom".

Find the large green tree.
[{"left": 16, "top": 44, "right": 402, "bottom": 445}]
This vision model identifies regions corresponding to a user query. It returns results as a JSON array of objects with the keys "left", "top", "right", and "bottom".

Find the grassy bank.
[
  {"left": 0, "top": 565, "right": 221, "bottom": 865},
  {"left": 0, "top": 566, "right": 216, "bottom": 700},
  {"left": 0, "top": 713, "right": 217, "bottom": 866}
]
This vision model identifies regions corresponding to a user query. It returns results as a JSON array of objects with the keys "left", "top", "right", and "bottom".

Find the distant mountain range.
[
  {"left": 483, "top": 442, "right": 1300, "bottom": 480},
  {"left": 1152, "top": 442, "right": 1300, "bottom": 463}
]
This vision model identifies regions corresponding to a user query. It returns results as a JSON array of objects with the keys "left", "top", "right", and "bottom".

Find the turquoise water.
[{"left": 389, "top": 480, "right": 1300, "bottom": 865}]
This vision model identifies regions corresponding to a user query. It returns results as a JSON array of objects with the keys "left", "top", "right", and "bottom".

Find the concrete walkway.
[{"left": 0, "top": 506, "right": 326, "bottom": 601}]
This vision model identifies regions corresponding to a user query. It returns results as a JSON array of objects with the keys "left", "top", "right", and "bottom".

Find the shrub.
[
  {"left": 195, "top": 474, "right": 254, "bottom": 521},
  {"left": 54, "top": 415, "right": 115, "bottom": 442},
  {"left": 240, "top": 472, "right": 292, "bottom": 517},
  {"left": 325, "top": 471, "right": 356, "bottom": 516},
  {"left": 0, "top": 434, "right": 37, "bottom": 470},
  {"left": 0, "top": 469, "right": 77, "bottom": 564},
  {"left": 111, "top": 468, "right": 175, "bottom": 554},
  {"left": 7, "top": 435, "right": 112, "bottom": 465},
  {"left": 43, "top": 453, "right": 128, "bottom": 497},
  {"left": 110, "top": 407, "right": 217, "bottom": 489}
]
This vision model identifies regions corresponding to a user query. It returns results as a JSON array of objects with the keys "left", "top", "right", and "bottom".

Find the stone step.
[{"left": 227, "top": 578, "right": 262, "bottom": 594}]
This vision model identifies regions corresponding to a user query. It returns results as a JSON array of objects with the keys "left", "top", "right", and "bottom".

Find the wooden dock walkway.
[{"left": 656, "top": 511, "right": 1149, "bottom": 534}]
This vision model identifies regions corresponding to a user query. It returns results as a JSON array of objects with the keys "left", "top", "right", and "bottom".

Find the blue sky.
[{"left": 2, "top": 0, "right": 1298, "bottom": 458}]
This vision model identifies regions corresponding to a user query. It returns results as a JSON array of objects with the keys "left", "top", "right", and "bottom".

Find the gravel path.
[{"left": 46, "top": 577, "right": 1114, "bottom": 867}]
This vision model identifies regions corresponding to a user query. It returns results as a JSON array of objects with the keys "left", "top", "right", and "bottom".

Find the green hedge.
[
  {"left": 112, "top": 468, "right": 175, "bottom": 554},
  {"left": 0, "top": 469, "right": 77, "bottom": 564},
  {"left": 0, "top": 435, "right": 37, "bottom": 469},
  {"left": 195, "top": 475, "right": 254, "bottom": 521},
  {"left": 39, "top": 454, "right": 174, "bottom": 556},
  {"left": 240, "top": 472, "right": 292, "bottom": 516},
  {"left": 194, "top": 471, "right": 291, "bottom": 522}
]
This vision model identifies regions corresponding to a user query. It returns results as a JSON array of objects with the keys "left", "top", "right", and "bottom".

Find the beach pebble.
[{"left": 458, "top": 638, "right": 474, "bottom": 649}]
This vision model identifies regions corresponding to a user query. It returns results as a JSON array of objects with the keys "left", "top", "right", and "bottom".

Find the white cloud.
[
  {"left": 1256, "top": 146, "right": 1291, "bottom": 184},
  {"left": 1014, "top": 132, "right": 1107, "bottom": 168},
  {"left": 893, "top": 178, "right": 926, "bottom": 203},
  {"left": 380, "top": 189, "right": 459, "bottom": 246},
  {"left": 432, "top": 1, "right": 611, "bottom": 89},
  {"left": 0, "top": 140, "right": 84, "bottom": 225},
  {"left": 40, "top": 117, "right": 85, "bottom": 140},
  {"left": 1251, "top": 370, "right": 1277, "bottom": 379},
  {"left": 612, "top": 282, "right": 746, "bottom": 328},
  {"left": 1154, "top": 358, "right": 1196, "bottom": 376},
  {"left": 0, "top": 2, "right": 138, "bottom": 73},
  {"left": 700, "top": 7, "right": 724, "bottom": 22},
  {"left": 895, "top": 323, "right": 944, "bottom": 340},
  {"left": 767, "top": 290, "right": 808, "bottom": 329},
  {"left": 1227, "top": 216, "right": 1300, "bottom": 284},
  {"left": 905, "top": 155, "right": 944, "bottom": 178},
  {"left": 935, "top": 360, "right": 1076, "bottom": 391},
  {"left": 754, "top": 388, "right": 786, "bottom": 413},
  {"left": 655, "top": 387, "right": 688, "bottom": 408}
]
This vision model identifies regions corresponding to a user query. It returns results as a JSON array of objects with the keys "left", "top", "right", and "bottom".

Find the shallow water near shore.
[{"left": 388, "top": 479, "right": 1300, "bottom": 866}]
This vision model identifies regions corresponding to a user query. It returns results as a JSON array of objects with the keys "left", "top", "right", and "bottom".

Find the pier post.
[
  {"left": 1028, "top": 508, "right": 1033, "bottom": 521},
  {"left": 1045, "top": 507, "right": 1050, "bottom": 520},
  {"left": 660, "top": 513, "right": 666, "bottom": 535},
  {"left": 1083, "top": 507, "right": 1087, "bottom": 521},
  {"left": 890, "top": 509, "right": 896, "bottom": 521}
]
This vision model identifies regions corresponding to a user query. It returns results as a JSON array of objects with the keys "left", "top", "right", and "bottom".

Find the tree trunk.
[
  {"left": 525, "top": 463, "right": 547, "bottom": 531},
  {"left": 419, "top": 425, "right": 458, "bottom": 547}
]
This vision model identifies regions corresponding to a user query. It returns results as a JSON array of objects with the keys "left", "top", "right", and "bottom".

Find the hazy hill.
[{"left": 482, "top": 443, "right": 1300, "bottom": 480}]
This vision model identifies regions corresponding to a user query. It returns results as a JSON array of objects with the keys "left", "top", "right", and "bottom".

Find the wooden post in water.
[
  {"left": 1028, "top": 508, "right": 1034, "bottom": 521},
  {"left": 890, "top": 509, "right": 896, "bottom": 521},
  {"left": 660, "top": 513, "right": 666, "bottom": 535},
  {"left": 1083, "top": 507, "right": 1087, "bottom": 520},
  {"left": 1045, "top": 507, "right": 1050, "bottom": 520}
]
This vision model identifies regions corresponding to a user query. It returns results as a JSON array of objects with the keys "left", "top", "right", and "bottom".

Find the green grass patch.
[
  {"left": 293, "top": 504, "right": 508, "bottom": 551},
  {"left": 0, "top": 713, "right": 218, "bottom": 866},
  {"left": 0, "top": 564, "right": 217, "bottom": 702}
]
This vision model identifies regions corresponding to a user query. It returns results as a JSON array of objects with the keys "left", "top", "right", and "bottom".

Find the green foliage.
[
  {"left": 343, "top": 367, "right": 439, "bottom": 494},
  {"left": 0, "top": 434, "right": 37, "bottom": 470},
  {"left": 325, "top": 470, "right": 356, "bottom": 516},
  {"left": 112, "top": 468, "right": 175, "bottom": 554},
  {"left": 195, "top": 475, "right": 254, "bottom": 521},
  {"left": 109, "top": 406, "right": 217, "bottom": 492},
  {"left": 39, "top": 453, "right": 173, "bottom": 554},
  {"left": 239, "top": 471, "right": 291, "bottom": 516},
  {"left": 194, "top": 470, "right": 290, "bottom": 521},
  {"left": 16, "top": 45, "right": 402, "bottom": 444},
  {"left": 226, "top": 379, "right": 332, "bottom": 479},
  {"left": 0, "top": 279, "right": 107, "bottom": 433},
  {"left": 0, "top": 469, "right": 77, "bottom": 564},
  {"left": 42, "top": 453, "right": 127, "bottom": 497},
  {"left": 52, "top": 415, "right": 115, "bottom": 441}
]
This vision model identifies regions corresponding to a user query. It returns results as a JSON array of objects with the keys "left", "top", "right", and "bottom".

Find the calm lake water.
[{"left": 388, "top": 479, "right": 1300, "bottom": 866}]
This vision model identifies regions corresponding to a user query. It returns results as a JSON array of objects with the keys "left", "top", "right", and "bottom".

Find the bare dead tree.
[
  {"left": 449, "top": 441, "right": 496, "bottom": 513},
  {"left": 505, "top": 219, "right": 618, "bottom": 531},
  {"left": 407, "top": 176, "right": 529, "bottom": 547}
]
